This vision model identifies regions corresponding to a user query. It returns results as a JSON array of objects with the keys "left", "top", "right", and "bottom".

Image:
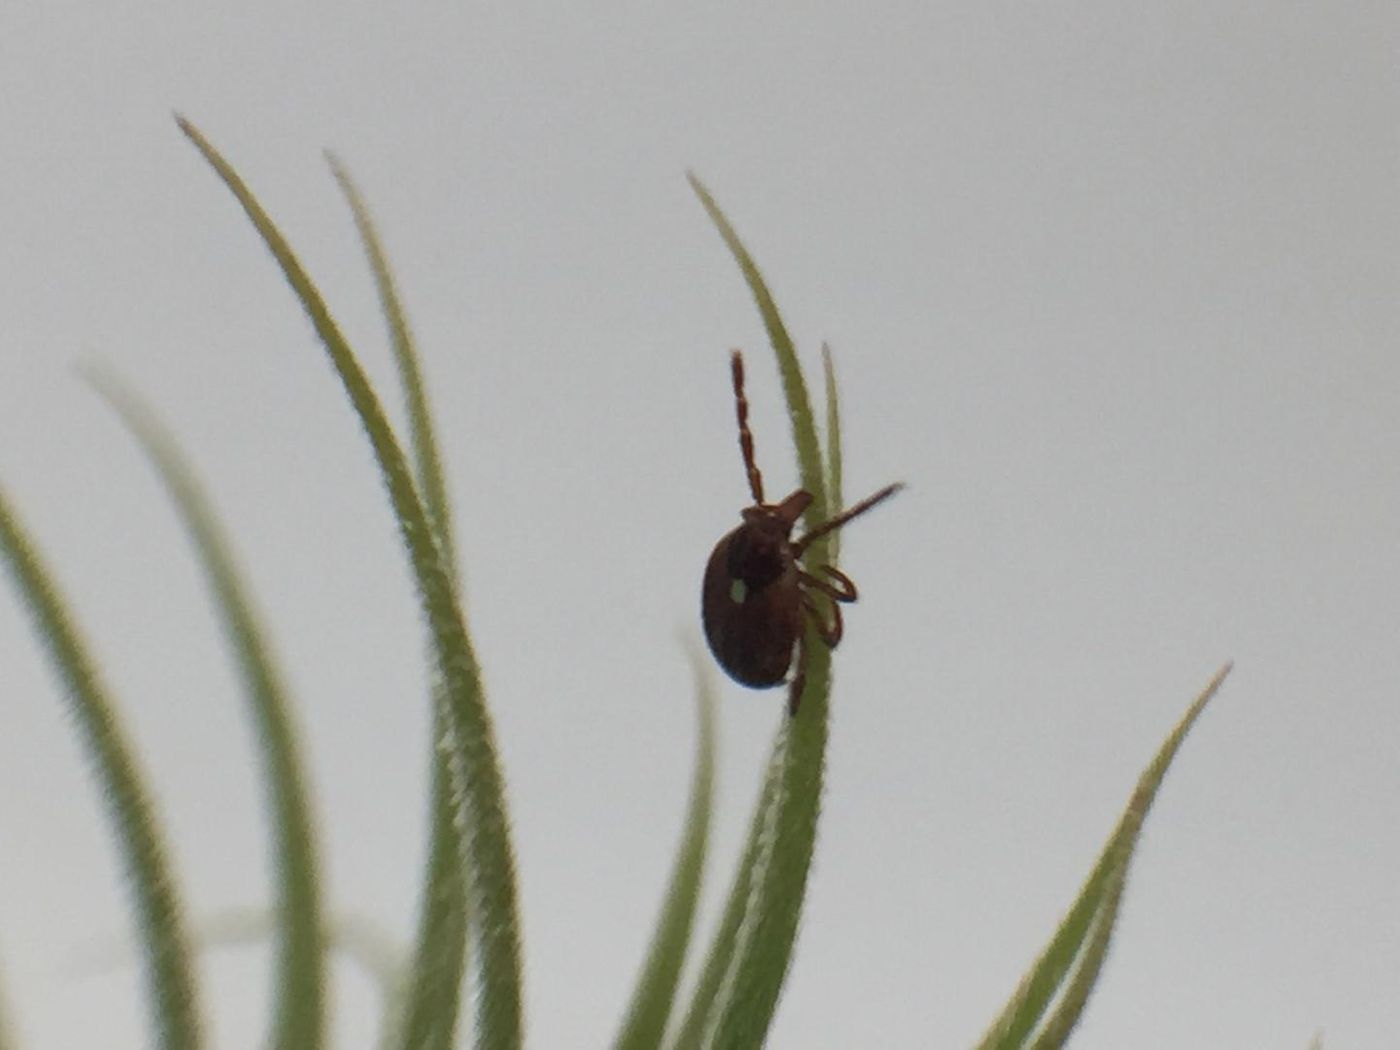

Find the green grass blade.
[
  {"left": 669, "top": 730, "right": 788, "bottom": 1050},
  {"left": 820, "top": 343, "right": 843, "bottom": 563},
  {"left": 979, "top": 663, "right": 1233, "bottom": 1050},
  {"left": 681, "top": 175, "right": 837, "bottom": 1047},
  {"left": 1024, "top": 865, "right": 1127, "bottom": 1050},
  {"left": 686, "top": 174, "right": 827, "bottom": 522},
  {"left": 327, "top": 155, "right": 470, "bottom": 1050},
  {"left": 88, "top": 372, "right": 326, "bottom": 1050},
  {"left": 388, "top": 749, "right": 470, "bottom": 1050},
  {"left": 0, "top": 488, "right": 204, "bottom": 1050},
  {"left": 614, "top": 654, "right": 718, "bottom": 1050},
  {"left": 327, "top": 155, "right": 459, "bottom": 576},
  {"left": 701, "top": 663, "right": 830, "bottom": 1050},
  {"left": 176, "top": 116, "right": 524, "bottom": 1050}
]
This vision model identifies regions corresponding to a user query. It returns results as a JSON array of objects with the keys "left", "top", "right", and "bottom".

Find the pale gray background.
[{"left": 1, "top": 4, "right": 1396, "bottom": 1048}]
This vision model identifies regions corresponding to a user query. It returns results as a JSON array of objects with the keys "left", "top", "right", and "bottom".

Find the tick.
[{"left": 702, "top": 350, "right": 903, "bottom": 715}]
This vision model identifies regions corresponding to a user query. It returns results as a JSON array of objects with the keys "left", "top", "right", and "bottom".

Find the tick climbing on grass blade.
[{"left": 701, "top": 350, "right": 903, "bottom": 715}]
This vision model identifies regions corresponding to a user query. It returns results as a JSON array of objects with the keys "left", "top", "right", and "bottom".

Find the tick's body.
[
  {"left": 703, "top": 490, "right": 811, "bottom": 687},
  {"left": 701, "top": 351, "right": 902, "bottom": 714}
]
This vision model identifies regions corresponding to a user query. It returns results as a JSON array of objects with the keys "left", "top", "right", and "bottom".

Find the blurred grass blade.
[
  {"left": 979, "top": 663, "right": 1233, "bottom": 1050},
  {"left": 177, "top": 116, "right": 524, "bottom": 1050},
  {"left": 680, "top": 175, "right": 836, "bottom": 1047},
  {"left": 820, "top": 343, "right": 843, "bottom": 563},
  {"left": 78, "top": 905, "right": 407, "bottom": 1048},
  {"left": 0, "top": 956, "right": 17, "bottom": 1050},
  {"left": 328, "top": 155, "right": 469, "bottom": 1050},
  {"left": 0, "top": 488, "right": 204, "bottom": 1049},
  {"left": 198, "top": 909, "right": 405, "bottom": 1043},
  {"left": 614, "top": 653, "right": 717, "bottom": 1050},
  {"left": 88, "top": 372, "right": 325, "bottom": 1050}
]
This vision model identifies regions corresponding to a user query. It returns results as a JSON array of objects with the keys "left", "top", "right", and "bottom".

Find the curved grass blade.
[
  {"left": 206, "top": 910, "right": 404, "bottom": 1042},
  {"left": 0, "top": 488, "right": 204, "bottom": 1049},
  {"left": 384, "top": 740, "right": 469, "bottom": 1050},
  {"left": 0, "top": 956, "right": 17, "bottom": 1050},
  {"left": 328, "top": 155, "right": 458, "bottom": 574},
  {"left": 315, "top": 912, "right": 413, "bottom": 1044},
  {"left": 686, "top": 175, "right": 826, "bottom": 523},
  {"left": 613, "top": 652, "right": 717, "bottom": 1050},
  {"left": 327, "top": 155, "right": 469, "bottom": 1050},
  {"left": 176, "top": 116, "right": 523, "bottom": 1050},
  {"left": 1023, "top": 865, "right": 1127, "bottom": 1050},
  {"left": 76, "top": 906, "right": 407, "bottom": 1048},
  {"left": 979, "top": 663, "right": 1233, "bottom": 1050},
  {"left": 668, "top": 729, "right": 787, "bottom": 1050},
  {"left": 700, "top": 660, "right": 831, "bottom": 1050},
  {"left": 88, "top": 372, "right": 325, "bottom": 1050},
  {"left": 820, "top": 344, "right": 843, "bottom": 563},
  {"left": 681, "top": 176, "right": 835, "bottom": 1047},
  {"left": 672, "top": 346, "right": 845, "bottom": 1050}
]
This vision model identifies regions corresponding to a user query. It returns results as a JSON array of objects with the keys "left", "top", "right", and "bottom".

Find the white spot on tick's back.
[{"left": 729, "top": 578, "right": 747, "bottom": 604}]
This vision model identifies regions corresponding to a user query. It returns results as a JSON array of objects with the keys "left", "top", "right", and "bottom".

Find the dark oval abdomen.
[{"left": 702, "top": 527, "right": 801, "bottom": 687}]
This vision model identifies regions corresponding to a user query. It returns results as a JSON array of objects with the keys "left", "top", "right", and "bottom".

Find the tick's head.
[
  {"left": 727, "top": 489, "right": 812, "bottom": 589},
  {"left": 740, "top": 489, "right": 812, "bottom": 533}
]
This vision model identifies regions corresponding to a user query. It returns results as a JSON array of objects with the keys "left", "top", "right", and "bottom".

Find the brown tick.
[{"left": 702, "top": 350, "right": 903, "bottom": 715}]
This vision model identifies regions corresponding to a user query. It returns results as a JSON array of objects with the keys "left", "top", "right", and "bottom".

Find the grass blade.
[
  {"left": 0, "top": 956, "right": 18, "bottom": 1050},
  {"left": 387, "top": 741, "right": 470, "bottom": 1050},
  {"left": 1023, "top": 867, "right": 1127, "bottom": 1050},
  {"left": 686, "top": 175, "right": 826, "bottom": 519},
  {"left": 820, "top": 343, "right": 843, "bottom": 563},
  {"left": 88, "top": 372, "right": 326, "bottom": 1050},
  {"left": 176, "top": 115, "right": 524, "bottom": 1050},
  {"left": 668, "top": 730, "right": 787, "bottom": 1050},
  {"left": 681, "top": 176, "right": 835, "bottom": 1047},
  {"left": 700, "top": 681, "right": 829, "bottom": 1049},
  {"left": 327, "top": 155, "right": 459, "bottom": 574},
  {"left": 79, "top": 906, "right": 407, "bottom": 1046},
  {"left": 614, "top": 654, "right": 717, "bottom": 1050},
  {"left": 0, "top": 488, "right": 204, "bottom": 1049},
  {"left": 979, "top": 663, "right": 1233, "bottom": 1049},
  {"left": 327, "top": 155, "right": 470, "bottom": 1050}
]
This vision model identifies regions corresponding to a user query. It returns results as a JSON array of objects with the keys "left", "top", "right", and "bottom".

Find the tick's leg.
[
  {"left": 799, "top": 565, "right": 858, "bottom": 603},
  {"left": 731, "top": 350, "right": 765, "bottom": 504},
  {"left": 801, "top": 589, "right": 844, "bottom": 647},
  {"left": 792, "top": 482, "right": 905, "bottom": 556},
  {"left": 797, "top": 565, "right": 857, "bottom": 648}
]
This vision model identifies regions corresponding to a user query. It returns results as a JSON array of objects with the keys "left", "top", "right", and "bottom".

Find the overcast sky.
[{"left": 1, "top": 4, "right": 1396, "bottom": 1048}]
